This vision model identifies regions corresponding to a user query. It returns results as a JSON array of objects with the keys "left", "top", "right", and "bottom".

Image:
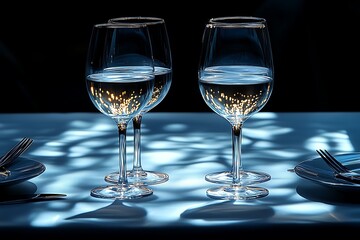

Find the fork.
[
  {"left": 0, "top": 137, "right": 34, "bottom": 176},
  {"left": 316, "top": 149, "right": 360, "bottom": 184}
]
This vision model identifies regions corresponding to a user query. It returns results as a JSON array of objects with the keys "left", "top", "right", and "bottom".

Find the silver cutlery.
[
  {"left": 0, "top": 193, "right": 67, "bottom": 204},
  {"left": 0, "top": 137, "right": 34, "bottom": 177},
  {"left": 316, "top": 149, "right": 360, "bottom": 184}
]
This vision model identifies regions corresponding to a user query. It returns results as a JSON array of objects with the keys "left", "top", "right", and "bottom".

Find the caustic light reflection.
[
  {"left": 278, "top": 203, "right": 333, "bottom": 215},
  {"left": 3, "top": 112, "right": 357, "bottom": 228},
  {"left": 305, "top": 130, "right": 354, "bottom": 152},
  {"left": 32, "top": 213, "right": 63, "bottom": 227}
]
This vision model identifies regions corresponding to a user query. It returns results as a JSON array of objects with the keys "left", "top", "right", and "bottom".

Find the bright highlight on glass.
[{"left": 198, "top": 16, "right": 274, "bottom": 200}]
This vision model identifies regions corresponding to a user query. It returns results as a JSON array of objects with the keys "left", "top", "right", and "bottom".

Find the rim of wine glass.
[
  {"left": 108, "top": 16, "right": 165, "bottom": 26},
  {"left": 94, "top": 22, "right": 149, "bottom": 29},
  {"left": 208, "top": 16, "right": 266, "bottom": 28}
]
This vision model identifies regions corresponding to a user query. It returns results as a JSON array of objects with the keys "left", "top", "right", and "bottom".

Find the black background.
[{"left": 1, "top": 0, "right": 360, "bottom": 113}]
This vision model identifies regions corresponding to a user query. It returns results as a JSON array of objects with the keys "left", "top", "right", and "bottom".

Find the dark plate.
[
  {"left": 0, "top": 157, "right": 46, "bottom": 187},
  {"left": 294, "top": 152, "right": 360, "bottom": 191}
]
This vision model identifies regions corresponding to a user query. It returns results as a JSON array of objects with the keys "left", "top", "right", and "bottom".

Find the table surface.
[{"left": 1, "top": 112, "right": 360, "bottom": 238}]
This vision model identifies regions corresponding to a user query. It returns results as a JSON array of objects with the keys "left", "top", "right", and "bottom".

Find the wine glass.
[
  {"left": 104, "top": 17, "right": 172, "bottom": 185},
  {"left": 85, "top": 22, "right": 155, "bottom": 199},
  {"left": 198, "top": 16, "right": 274, "bottom": 200}
]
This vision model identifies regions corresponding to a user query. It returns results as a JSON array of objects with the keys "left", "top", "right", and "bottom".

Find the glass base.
[
  {"left": 206, "top": 185, "right": 269, "bottom": 200},
  {"left": 105, "top": 170, "right": 169, "bottom": 185},
  {"left": 205, "top": 170, "right": 271, "bottom": 185},
  {"left": 90, "top": 184, "right": 153, "bottom": 200}
]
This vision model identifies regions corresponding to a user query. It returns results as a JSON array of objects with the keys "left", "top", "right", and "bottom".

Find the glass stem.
[
  {"left": 132, "top": 115, "right": 143, "bottom": 172},
  {"left": 117, "top": 123, "right": 128, "bottom": 186},
  {"left": 232, "top": 123, "right": 243, "bottom": 185}
]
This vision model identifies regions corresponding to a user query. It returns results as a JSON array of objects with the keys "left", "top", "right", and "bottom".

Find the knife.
[{"left": 0, "top": 193, "right": 67, "bottom": 204}]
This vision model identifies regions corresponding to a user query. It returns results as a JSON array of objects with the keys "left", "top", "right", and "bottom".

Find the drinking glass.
[
  {"left": 85, "top": 22, "right": 155, "bottom": 199},
  {"left": 198, "top": 16, "right": 274, "bottom": 200},
  {"left": 105, "top": 17, "right": 172, "bottom": 185}
]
